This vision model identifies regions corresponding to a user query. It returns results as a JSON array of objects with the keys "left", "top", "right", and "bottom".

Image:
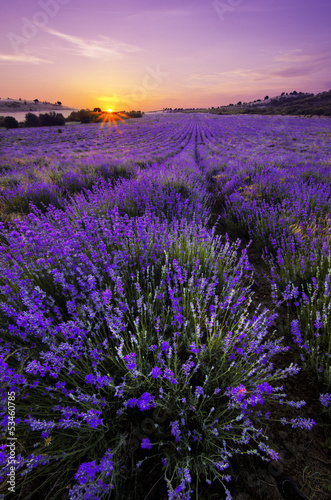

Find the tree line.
[
  {"left": 0, "top": 112, "right": 66, "bottom": 129},
  {"left": 66, "top": 109, "right": 144, "bottom": 123},
  {"left": 0, "top": 109, "right": 144, "bottom": 129}
]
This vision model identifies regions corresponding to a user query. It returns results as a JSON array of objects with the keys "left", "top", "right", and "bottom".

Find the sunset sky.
[{"left": 1, "top": 0, "right": 330, "bottom": 111}]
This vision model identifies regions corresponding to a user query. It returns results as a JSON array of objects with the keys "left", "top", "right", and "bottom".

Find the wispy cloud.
[
  {"left": 274, "top": 49, "right": 310, "bottom": 63},
  {"left": 220, "top": 64, "right": 319, "bottom": 82},
  {"left": 274, "top": 49, "right": 329, "bottom": 64},
  {"left": 188, "top": 69, "right": 270, "bottom": 84},
  {"left": 0, "top": 53, "right": 51, "bottom": 64},
  {"left": 270, "top": 66, "right": 318, "bottom": 78},
  {"left": 43, "top": 28, "right": 143, "bottom": 60},
  {"left": 188, "top": 49, "right": 330, "bottom": 87},
  {"left": 189, "top": 73, "right": 221, "bottom": 81}
]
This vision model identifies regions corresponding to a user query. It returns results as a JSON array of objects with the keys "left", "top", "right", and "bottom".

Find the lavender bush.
[{"left": 0, "top": 203, "right": 313, "bottom": 499}]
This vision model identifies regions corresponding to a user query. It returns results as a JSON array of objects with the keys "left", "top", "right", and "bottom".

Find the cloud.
[
  {"left": 43, "top": 28, "right": 143, "bottom": 60},
  {"left": 0, "top": 53, "right": 51, "bottom": 64},
  {"left": 270, "top": 66, "right": 318, "bottom": 78},
  {"left": 227, "top": 65, "right": 318, "bottom": 81},
  {"left": 274, "top": 49, "right": 311, "bottom": 63},
  {"left": 187, "top": 48, "right": 331, "bottom": 88},
  {"left": 187, "top": 69, "right": 264, "bottom": 85},
  {"left": 188, "top": 73, "right": 221, "bottom": 81},
  {"left": 274, "top": 49, "right": 329, "bottom": 64}
]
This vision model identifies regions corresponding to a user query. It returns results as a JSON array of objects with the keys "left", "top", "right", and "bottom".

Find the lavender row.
[
  {"left": 206, "top": 115, "right": 331, "bottom": 401},
  {"left": 0, "top": 115, "right": 199, "bottom": 216}
]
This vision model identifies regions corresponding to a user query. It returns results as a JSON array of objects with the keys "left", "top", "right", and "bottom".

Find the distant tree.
[
  {"left": 57, "top": 101, "right": 62, "bottom": 106},
  {"left": 4, "top": 116, "right": 19, "bottom": 129},
  {"left": 126, "top": 110, "right": 144, "bottom": 118},
  {"left": 79, "top": 110, "right": 94, "bottom": 123},
  {"left": 66, "top": 110, "right": 79, "bottom": 121},
  {"left": 25, "top": 113, "right": 40, "bottom": 127},
  {"left": 39, "top": 112, "right": 65, "bottom": 127},
  {"left": 281, "top": 92, "right": 285, "bottom": 96},
  {"left": 292, "top": 90, "right": 298, "bottom": 95},
  {"left": 33, "top": 99, "right": 39, "bottom": 104},
  {"left": 237, "top": 101, "right": 242, "bottom": 105},
  {"left": 93, "top": 107, "right": 102, "bottom": 113},
  {"left": 264, "top": 95, "right": 269, "bottom": 100},
  {"left": 65, "top": 109, "right": 90, "bottom": 123}
]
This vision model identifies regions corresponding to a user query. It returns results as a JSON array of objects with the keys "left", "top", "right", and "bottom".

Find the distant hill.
[
  {"left": 215, "top": 90, "right": 331, "bottom": 117},
  {"left": 0, "top": 98, "right": 76, "bottom": 114},
  {"left": 165, "top": 90, "right": 331, "bottom": 117}
]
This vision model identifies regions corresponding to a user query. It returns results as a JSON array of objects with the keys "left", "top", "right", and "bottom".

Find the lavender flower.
[
  {"left": 141, "top": 438, "right": 152, "bottom": 450},
  {"left": 319, "top": 393, "right": 331, "bottom": 407}
]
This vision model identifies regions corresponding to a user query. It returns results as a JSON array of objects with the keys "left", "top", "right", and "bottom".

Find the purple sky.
[{"left": 0, "top": 0, "right": 330, "bottom": 111}]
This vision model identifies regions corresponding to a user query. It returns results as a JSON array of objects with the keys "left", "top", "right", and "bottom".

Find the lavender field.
[{"left": 1, "top": 113, "right": 331, "bottom": 500}]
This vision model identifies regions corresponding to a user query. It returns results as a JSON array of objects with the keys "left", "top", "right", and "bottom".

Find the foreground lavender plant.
[{"left": 0, "top": 200, "right": 312, "bottom": 499}]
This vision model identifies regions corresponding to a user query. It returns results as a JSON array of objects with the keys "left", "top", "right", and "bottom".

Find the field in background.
[{"left": 0, "top": 113, "right": 331, "bottom": 500}]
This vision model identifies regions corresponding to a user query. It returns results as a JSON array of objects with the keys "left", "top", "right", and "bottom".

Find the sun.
[{"left": 90, "top": 106, "right": 126, "bottom": 129}]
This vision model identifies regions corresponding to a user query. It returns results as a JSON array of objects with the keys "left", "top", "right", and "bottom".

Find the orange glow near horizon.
[{"left": 89, "top": 109, "right": 127, "bottom": 130}]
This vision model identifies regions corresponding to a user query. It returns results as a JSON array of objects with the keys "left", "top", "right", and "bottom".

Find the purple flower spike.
[{"left": 141, "top": 438, "right": 152, "bottom": 450}]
